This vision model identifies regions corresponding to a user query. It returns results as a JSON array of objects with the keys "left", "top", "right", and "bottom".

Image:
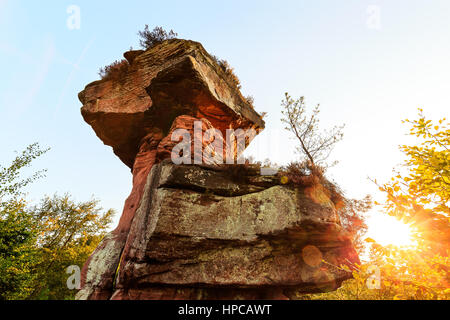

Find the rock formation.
[{"left": 76, "top": 39, "right": 359, "bottom": 300}]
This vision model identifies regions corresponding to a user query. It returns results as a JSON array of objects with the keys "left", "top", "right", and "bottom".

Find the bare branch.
[{"left": 281, "top": 93, "right": 344, "bottom": 168}]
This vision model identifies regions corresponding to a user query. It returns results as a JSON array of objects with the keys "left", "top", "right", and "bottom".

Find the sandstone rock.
[
  {"left": 108, "top": 160, "right": 358, "bottom": 300},
  {"left": 79, "top": 39, "right": 264, "bottom": 169},
  {"left": 76, "top": 39, "right": 359, "bottom": 300},
  {"left": 77, "top": 39, "right": 266, "bottom": 300}
]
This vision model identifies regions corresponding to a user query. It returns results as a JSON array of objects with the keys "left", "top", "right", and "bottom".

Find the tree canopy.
[
  {"left": 0, "top": 144, "right": 114, "bottom": 300},
  {"left": 302, "top": 110, "right": 450, "bottom": 300}
]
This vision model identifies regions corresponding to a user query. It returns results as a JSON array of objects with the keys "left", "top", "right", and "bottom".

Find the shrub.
[
  {"left": 98, "top": 59, "right": 129, "bottom": 81},
  {"left": 211, "top": 55, "right": 242, "bottom": 90},
  {"left": 280, "top": 160, "right": 349, "bottom": 209},
  {"left": 281, "top": 161, "right": 323, "bottom": 188},
  {"left": 138, "top": 25, "right": 178, "bottom": 50},
  {"left": 279, "top": 160, "right": 370, "bottom": 250},
  {"left": 244, "top": 95, "right": 255, "bottom": 108}
]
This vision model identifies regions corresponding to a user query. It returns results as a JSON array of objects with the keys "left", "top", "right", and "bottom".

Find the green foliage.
[
  {"left": 0, "top": 142, "right": 49, "bottom": 201},
  {"left": 0, "top": 143, "right": 114, "bottom": 300},
  {"left": 28, "top": 194, "right": 114, "bottom": 300},
  {"left": 0, "top": 199, "right": 38, "bottom": 300},
  {"left": 298, "top": 262, "right": 394, "bottom": 300},
  {"left": 377, "top": 109, "right": 449, "bottom": 254},
  {"left": 301, "top": 245, "right": 449, "bottom": 300},
  {"left": 303, "top": 109, "right": 450, "bottom": 300},
  {"left": 0, "top": 143, "right": 48, "bottom": 300}
]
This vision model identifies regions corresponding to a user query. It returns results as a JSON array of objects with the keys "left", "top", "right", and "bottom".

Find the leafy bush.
[
  {"left": 28, "top": 194, "right": 114, "bottom": 300},
  {"left": 299, "top": 111, "right": 449, "bottom": 300},
  {"left": 98, "top": 59, "right": 129, "bottom": 81},
  {"left": 138, "top": 25, "right": 178, "bottom": 50},
  {"left": 0, "top": 144, "right": 114, "bottom": 300}
]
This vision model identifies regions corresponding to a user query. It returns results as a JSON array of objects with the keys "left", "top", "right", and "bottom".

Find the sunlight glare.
[{"left": 366, "top": 212, "right": 415, "bottom": 247}]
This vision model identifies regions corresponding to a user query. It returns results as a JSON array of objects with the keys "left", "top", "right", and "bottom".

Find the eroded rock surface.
[
  {"left": 76, "top": 39, "right": 358, "bottom": 300},
  {"left": 79, "top": 39, "right": 263, "bottom": 169},
  {"left": 77, "top": 39, "right": 265, "bottom": 300},
  {"left": 109, "top": 160, "right": 358, "bottom": 300}
]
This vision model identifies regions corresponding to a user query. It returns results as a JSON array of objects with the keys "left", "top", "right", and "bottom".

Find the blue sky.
[{"left": 1, "top": 0, "right": 449, "bottom": 229}]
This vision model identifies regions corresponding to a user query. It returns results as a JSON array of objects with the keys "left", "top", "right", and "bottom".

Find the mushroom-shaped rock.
[
  {"left": 76, "top": 39, "right": 359, "bottom": 300},
  {"left": 77, "top": 39, "right": 266, "bottom": 300},
  {"left": 79, "top": 39, "right": 264, "bottom": 169}
]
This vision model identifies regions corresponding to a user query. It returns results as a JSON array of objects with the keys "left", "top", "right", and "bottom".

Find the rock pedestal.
[{"left": 76, "top": 39, "right": 358, "bottom": 300}]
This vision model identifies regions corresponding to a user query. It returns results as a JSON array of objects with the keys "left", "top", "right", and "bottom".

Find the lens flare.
[{"left": 366, "top": 212, "right": 415, "bottom": 247}]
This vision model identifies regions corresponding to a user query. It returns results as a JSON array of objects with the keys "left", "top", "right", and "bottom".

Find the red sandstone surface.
[{"left": 76, "top": 39, "right": 358, "bottom": 300}]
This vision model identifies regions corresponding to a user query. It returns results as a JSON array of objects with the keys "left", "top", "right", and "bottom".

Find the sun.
[{"left": 366, "top": 211, "right": 416, "bottom": 247}]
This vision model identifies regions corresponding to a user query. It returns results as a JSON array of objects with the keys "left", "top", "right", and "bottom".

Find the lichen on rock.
[{"left": 76, "top": 39, "right": 359, "bottom": 300}]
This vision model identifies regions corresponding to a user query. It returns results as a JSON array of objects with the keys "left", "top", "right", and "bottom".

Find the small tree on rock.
[
  {"left": 280, "top": 93, "right": 369, "bottom": 255},
  {"left": 281, "top": 92, "right": 344, "bottom": 168},
  {"left": 138, "top": 25, "right": 178, "bottom": 50}
]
